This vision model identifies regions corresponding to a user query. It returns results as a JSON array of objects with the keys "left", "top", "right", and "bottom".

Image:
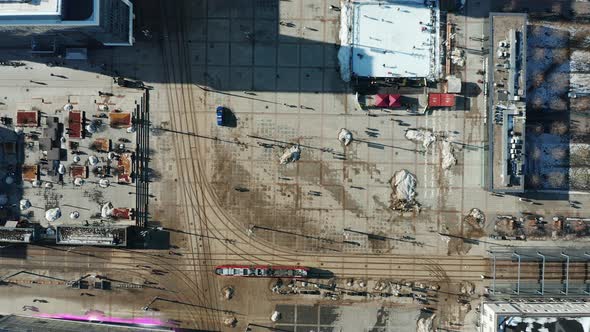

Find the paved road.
[{"left": 1, "top": 0, "right": 590, "bottom": 331}]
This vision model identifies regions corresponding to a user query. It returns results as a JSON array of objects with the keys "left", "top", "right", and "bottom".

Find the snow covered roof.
[
  {"left": 339, "top": 0, "right": 441, "bottom": 80},
  {"left": 481, "top": 302, "right": 590, "bottom": 332}
]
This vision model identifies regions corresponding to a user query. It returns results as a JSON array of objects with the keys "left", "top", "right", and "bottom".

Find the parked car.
[{"left": 216, "top": 106, "right": 224, "bottom": 126}]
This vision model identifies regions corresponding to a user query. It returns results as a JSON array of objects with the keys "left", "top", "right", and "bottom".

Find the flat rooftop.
[
  {"left": 344, "top": 0, "right": 440, "bottom": 79},
  {"left": 0, "top": 227, "right": 35, "bottom": 243},
  {"left": 484, "top": 301, "right": 590, "bottom": 316},
  {"left": 1, "top": 92, "right": 143, "bottom": 230},
  {"left": 488, "top": 13, "right": 528, "bottom": 193},
  {"left": 0, "top": 0, "right": 60, "bottom": 16},
  {"left": 56, "top": 225, "right": 127, "bottom": 246}
]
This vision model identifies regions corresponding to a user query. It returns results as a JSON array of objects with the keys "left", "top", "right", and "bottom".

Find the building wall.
[
  {"left": 0, "top": 0, "right": 132, "bottom": 48},
  {"left": 0, "top": 25, "right": 103, "bottom": 49},
  {"left": 480, "top": 303, "right": 498, "bottom": 332},
  {"left": 480, "top": 301, "right": 590, "bottom": 332},
  {"left": 97, "top": 0, "right": 132, "bottom": 45}
]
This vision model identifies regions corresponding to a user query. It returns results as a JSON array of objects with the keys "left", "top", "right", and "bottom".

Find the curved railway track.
[{"left": 10, "top": 1, "right": 573, "bottom": 330}]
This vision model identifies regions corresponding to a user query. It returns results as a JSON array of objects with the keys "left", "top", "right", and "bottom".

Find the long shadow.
[
  {"left": 0, "top": 270, "right": 69, "bottom": 283},
  {"left": 193, "top": 85, "right": 284, "bottom": 104},
  {"left": 246, "top": 135, "right": 335, "bottom": 153},
  {"left": 344, "top": 228, "right": 432, "bottom": 247},
  {"left": 0, "top": 126, "right": 25, "bottom": 243},
  {"left": 523, "top": 25, "right": 572, "bottom": 197},
  {"left": 251, "top": 225, "right": 338, "bottom": 245},
  {"left": 33, "top": 244, "right": 102, "bottom": 259},
  {"left": 0, "top": 0, "right": 579, "bottom": 87},
  {"left": 155, "top": 127, "right": 253, "bottom": 147},
  {"left": 438, "top": 232, "right": 513, "bottom": 248},
  {"left": 0, "top": 244, "right": 27, "bottom": 259},
  {"left": 149, "top": 296, "right": 239, "bottom": 315},
  {"left": 354, "top": 138, "right": 424, "bottom": 154},
  {"left": 0, "top": 0, "right": 514, "bottom": 90},
  {"left": 495, "top": 0, "right": 575, "bottom": 21},
  {"left": 164, "top": 227, "right": 236, "bottom": 244},
  {"left": 247, "top": 324, "right": 293, "bottom": 332}
]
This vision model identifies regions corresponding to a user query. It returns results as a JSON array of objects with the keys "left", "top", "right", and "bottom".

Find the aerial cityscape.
[{"left": 0, "top": 0, "right": 589, "bottom": 331}]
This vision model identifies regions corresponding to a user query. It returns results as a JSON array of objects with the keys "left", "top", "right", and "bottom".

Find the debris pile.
[
  {"left": 222, "top": 286, "right": 234, "bottom": 300},
  {"left": 89, "top": 155, "right": 99, "bottom": 166},
  {"left": 266, "top": 277, "right": 445, "bottom": 307},
  {"left": 279, "top": 145, "right": 301, "bottom": 164},
  {"left": 271, "top": 278, "right": 321, "bottom": 296},
  {"left": 86, "top": 123, "right": 97, "bottom": 134},
  {"left": 464, "top": 208, "right": 485, "bottom": 228},
  {"left": 459, "top": 281, "right": 475, "bottom": 296},
  {"left": 441, "top": 140, "right": 457, "bottom": 170},
  {"left": 405, "top": 129, "right": 436, "bottom": 149},
  {"left": 101, "top": 202, "right": 114, "bottom": 218},
  {"left": 270, "top": 311, "right": 281, "bottom": 322},
  {"left": 45, "top": 208, "right": 61, "bottom": 222},
  {"left": 417, "top": 314, "right": 436, "bottom": 332},
  {"left": 459, "top": 208, "right": 486, "bottom": 241},
  {"left": 390, "top": 169, "right": 419, "bottom": 212},
  {"left": 451, "top": 49, "right": 465, "bottom": 66},
  {"left": 223, "top": 316, "right": 237, "bottom": 327},
  {"left": 338, "top": 128, "right": 353, "bottom": 146},
  {"left": 405, "top": 129, "right": 460, "bottom": 171},
  {"left": 19, "top": 199, "right": 31, "bottom": 210}
]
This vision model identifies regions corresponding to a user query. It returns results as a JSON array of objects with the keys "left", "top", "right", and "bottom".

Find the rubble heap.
[
  {"left": 390, "top": 169, "right": 419, "bottom": 212},
  {"left": 405, "top": 129, "right": 436, "bottom": 149},
  {"left": 279, "top": 145, "right": 301, "bottom": 164}
]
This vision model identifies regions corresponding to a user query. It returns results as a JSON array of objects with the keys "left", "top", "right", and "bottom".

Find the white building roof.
[
  {"left": 340, "top": 0, "right": 440, "bottom": 80},
  {"left": 481, "top": 302, "right": 590, "bottom": 332},
  {"left": 483, "top": 302, "right": 590, "bottom": 316},
  {"left": 0, "top": 0, "right": 61, "bottom": 16}
]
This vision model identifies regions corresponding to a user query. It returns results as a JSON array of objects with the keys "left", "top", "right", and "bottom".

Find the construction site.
[{"left": 0, "top": 0, "right": 588, "bottom": 331}]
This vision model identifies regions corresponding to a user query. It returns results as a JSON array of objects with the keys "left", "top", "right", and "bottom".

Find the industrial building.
[
  {"left": 487, "top": 13, "right": 528, "bottom": 193},
  {"left": 338, "top": 0, "right": 441, "bottom": 84},
  {"left": 488, "top": 247, "right": 590, "bottom": 297},
  {"left": 56, "top": 226, "right": 128, "bottom": 246},
  {"left": 480, "top": 301, "right": 590, "bottom": 332},
  {"left": 0, "top": 225, "right": 38, "bottom": 243},
  {"left": 0, "top": 0, "right": 134, "bottom": 50}
]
